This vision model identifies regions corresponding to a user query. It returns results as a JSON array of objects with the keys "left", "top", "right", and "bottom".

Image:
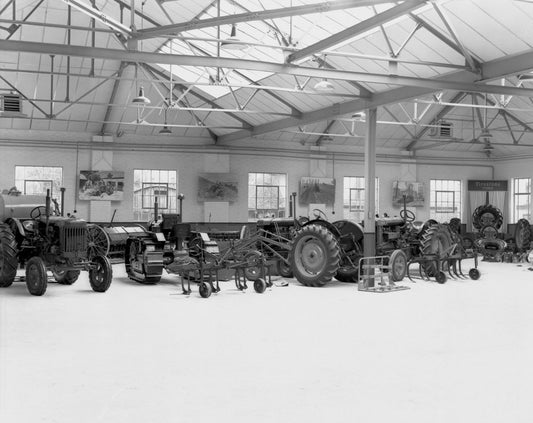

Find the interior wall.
[
  {"left": 494, "top": 158, "right": 533, "bottom": 220},
  {"left": 0, "top": 144, "right": 494, "bottom": 224}
]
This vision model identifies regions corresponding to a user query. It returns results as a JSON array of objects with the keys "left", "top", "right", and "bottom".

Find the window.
[
  {"left": 512, "top": 177, "right": 531, "bottom": 221},
  {"left": 248, "top": 173, "right": 287, "bottom": 220},
  {"left": 133, "top": 169, "right": 177, "bottom": 221},
  {"left": 15, "top": 165, "right": 63, "bottom": 205},
  {"left": 430, "top": 179, "right": 462, "bottom": 222},
  {"left": 343, "top": 177, "right": 379, "bottom": 221}
]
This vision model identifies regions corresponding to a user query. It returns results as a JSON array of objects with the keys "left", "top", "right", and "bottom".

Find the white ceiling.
[{"left": 2, "top": 0, "right": 533, "bottom": 160}]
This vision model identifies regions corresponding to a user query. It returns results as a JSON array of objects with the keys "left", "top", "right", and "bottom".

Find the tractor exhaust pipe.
[{"left": 45, "top": 189, "right": 51, "bottom": 232}]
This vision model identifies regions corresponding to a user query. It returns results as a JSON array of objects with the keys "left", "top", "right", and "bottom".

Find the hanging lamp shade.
[
  {"left": 159, "top": 125, "right": 172, "bottom": 134},
  {"left": 132, "top": 86, "right": 151, "bottom": 105},
  {"left": 221, "top": 24, "right": 246, "bottom": 50},
  {"left": 314, "top": 79, "right": 334, "bottom": 92}
]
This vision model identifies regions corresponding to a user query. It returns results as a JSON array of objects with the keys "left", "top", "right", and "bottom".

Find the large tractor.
[
  {"left": 0, "top": 190, "right": 112, "bottom": 296},
  {"left": 288, "top": 208, "right": 453, "bottom": 287}
]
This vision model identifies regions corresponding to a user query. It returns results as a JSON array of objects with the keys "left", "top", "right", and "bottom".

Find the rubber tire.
[
  {"left": 289, "top": 224, "right": 340, "bottom": 287},
  {"left": 199, "top": 282, "right": 212, "bottom": 298},
  {"left": 89, "top": 255, "right": 113, "bottom": 292},
  {"left": 388, "top": 249, "right": 407, "bottom": 282},
  {"left": 420, "top": 224, "right": 454, "bottom": 277},
  {"left": 469, "top": 268, "right": 481, "bottom": 280},
  {"left": 472, "top": 204, "right": 503, "bottom": 230},
  {"left": 253, "top": 278, "right": 267, "bottom": 294},
  {"left": 334, "top": 267, "right": 359, "bottom": 283},
  {"left": 276, "top": 259, "right": 293, "bottom": 278},
  {"left": 0, "top": 224, "right": 18, "bottom": 288},
  {"left": 53, "top": 269, "right": 80, "bottom": 285},
  {"left": 435, "top": 271, "right": 447, "bottom": 284},
  {"left": 514, "top": 218, "right": 531, "bottom": 251},
  {"left": 25, "top": 256, "right": 48, "bottom": 296}
]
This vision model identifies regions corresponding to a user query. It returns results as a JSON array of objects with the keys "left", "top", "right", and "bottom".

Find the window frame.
[
  {"left": 429, "top": 179, "right": 462, "bottom": 222},
  {"left": 512, "top": 177, "right": 531, "bottom": 222}
]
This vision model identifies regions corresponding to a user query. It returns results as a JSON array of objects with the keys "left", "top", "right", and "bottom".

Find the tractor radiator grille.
[{"left": 62, "top": 226, "right": 88, "bottom": 255}]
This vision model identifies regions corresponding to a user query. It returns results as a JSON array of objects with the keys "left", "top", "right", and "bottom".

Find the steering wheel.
[
  {"left": 400, "top": 208, "right": 416, "bottom": 222},
  {"left": 30, "top": 206, "right": 47, "bottom": 219},
  {"left": 312, "top": 208, "right": 327, "bottom": 220}
]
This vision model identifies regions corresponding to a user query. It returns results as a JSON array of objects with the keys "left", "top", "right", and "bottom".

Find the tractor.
[
  {"left": 0, "top": 189, "right": 112, "bottom": 296},
  {"left": 287, "top": 207, "right": 458, "bottom": 287}
]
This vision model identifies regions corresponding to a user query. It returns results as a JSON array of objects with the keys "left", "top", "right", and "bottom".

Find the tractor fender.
[{"left": 301, "top": 219, "right": 340, "bottom": 238}]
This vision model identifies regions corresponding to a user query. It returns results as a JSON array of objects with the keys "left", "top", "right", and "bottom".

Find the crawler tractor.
[{"left": 0, "top": 190, "right": 112, "bottom": 296}]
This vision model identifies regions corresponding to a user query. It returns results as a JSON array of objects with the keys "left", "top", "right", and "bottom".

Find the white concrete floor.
[{"left": 1, "top": 258, "right": 533, "bottom": 423}]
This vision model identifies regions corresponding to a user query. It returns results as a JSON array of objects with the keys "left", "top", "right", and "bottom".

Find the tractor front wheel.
[
  {"left": 0, "top": 224, "right": 18, "bottom": 288},
  {"left": 89, "top": 255, "right": 113, "bottom": 292},
  {"left": 388, "top": 249, "right": 407, "bottom": 282},
  {"left": 289, "top": 224, "right": 340, "bottom": 287},
  {"left": 25, "top": 256, "right": 48, "bottom": 296}
]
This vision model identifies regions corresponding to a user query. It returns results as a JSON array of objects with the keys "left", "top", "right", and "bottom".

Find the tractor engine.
[{"left": 19, "top": 216, "right": 88, "bottom": 265}]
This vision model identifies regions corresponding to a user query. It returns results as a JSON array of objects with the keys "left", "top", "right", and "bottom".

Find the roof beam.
[
  {"left": 5, "top": 40, "right": 533, "bottom": 98},
  {"left": 100, "top": 62, "right": 128, "bottom": 135},
  {"left": 405, "top": 91, "right": 468, "bottom": 151},
  {"left": 134, "top": 0, "right": 402, "bottom": 40},
  {"left": 287, "top": 0, "right": 428, "bottom": 63}
]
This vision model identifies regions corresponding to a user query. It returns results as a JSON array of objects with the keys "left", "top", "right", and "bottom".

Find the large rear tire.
[
  {"left": 289, "top": 224, "right": 340, "bottom": 287},
  {"left": 89, "top": 255, "right": 113, "bottom": 292},
  {"left": 25, "top": 256, "right": 48, "bottom": 296},
  {"left": 420, "top": 224, "right": 454, "bottom": 277},
  {"left": 0, "top": 224, "right": 18, "bottom": 288}
]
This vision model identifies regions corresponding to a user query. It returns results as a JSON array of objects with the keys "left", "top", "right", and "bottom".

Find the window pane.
[
  {"left": 248, "top": 173, "right": 286, "bottom": 221},
  {"left": 134, "top": 169, "right": 178, "bottom": 221},
  {"left": 430, "top": 179, "right": 461, "bottom": 222}
]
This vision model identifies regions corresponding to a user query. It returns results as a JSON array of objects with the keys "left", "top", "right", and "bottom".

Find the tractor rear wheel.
[
  {"left": 25, "top": 256, "right": 48, "bottom": 296},
  {"left": 420, "top": 224, "right": 454, "bottom": 277},
  {"left": 0, "top": 224, "right": 18, "bottom": 288},
  {"left": 289, "top": 224, "right": 340, "bottom": 287},
  {"left": 52, "top": 269, "right": 80, "bottom": 285},
  {"left": 89, "top": 255, "right": 113, "bottom": 292}
]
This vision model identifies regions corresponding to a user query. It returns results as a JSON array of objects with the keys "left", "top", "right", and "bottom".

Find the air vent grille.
[
  {"left": 430, "top": 120, "right": 453, "bottom": 138},
  {"left": 1, "top": 93, "right": 22, "bottom": 113}
]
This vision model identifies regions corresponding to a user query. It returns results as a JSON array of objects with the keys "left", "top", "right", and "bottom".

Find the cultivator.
[{"left": 406, "top": 224, "right": 480, "bottom": 284}]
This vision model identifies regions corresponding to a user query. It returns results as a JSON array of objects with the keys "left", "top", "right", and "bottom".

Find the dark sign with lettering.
[{"left": 467, "top": 180, "right": 508, "bottom": 191}]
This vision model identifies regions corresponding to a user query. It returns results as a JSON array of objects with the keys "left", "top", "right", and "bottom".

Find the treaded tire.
[
  {"left": 514, "top": 218, "right": 531, "bottom": 251},
  {"left": 420, "top": 224, "right": 454, "bottom": 277},
  {"left": 335, "top": 267, "right": 359, "bottom": 282},
  {"left": 289, "top": 224, "right": 340, "bottom": 287},
  {"left": 0, "top": 224, "right": 18, "bottom": 288},
  {"left": 276, "top": 259, "right": 293, "bottom": 278},
  {"left": 25, "top": 256, "right": 48, "bottom": 296},
  {"left": 53, "top": 269, "right": 80, "bottom": 285},
  {"left": 89, "top": 255, "right": 113, "bottom": 292},
  {"left": 472, "top": 204, "right": 503, "bottom": 230}
]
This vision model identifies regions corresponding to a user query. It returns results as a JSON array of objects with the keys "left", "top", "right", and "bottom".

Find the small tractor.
[{"left": 0, "top": 190, "right": 112, "bottom": 296}]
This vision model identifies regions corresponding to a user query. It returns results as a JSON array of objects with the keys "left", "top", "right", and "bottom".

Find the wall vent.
[
  {"left": 1, "top": 93, "right": 22, "bottom": 113},
  {"left": 429, "top": 120, "right": 453, "bottom": 138}
]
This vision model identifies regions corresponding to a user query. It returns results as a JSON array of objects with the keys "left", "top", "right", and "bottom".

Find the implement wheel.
[
  {"left": 25, "top": 256, "right": 48, "bottom": 296},
  {"left": 289, "top": 224, "right": 340, "bottom": 287},
  {"left": 199, "top": 282, "right": 212, "bottom": 298},
  {"left": 87, "top": 224, "right": 110, "bottom": 260},
  {"left": 253, "top": 278, "right": 267, "bottom": 294},
  {"left": 0, "top": 224, "right": 18, "bottom": 288},
  {"left": 89, "top": 255, "right": 113, "bottom": 292}
]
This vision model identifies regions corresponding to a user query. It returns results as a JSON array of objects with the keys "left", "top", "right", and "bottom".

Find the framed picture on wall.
[
  {"left": 299, "top": 177, "right": 336, "bottom": 205},
  {"left": 392, "top": 180, "right": 425, "bottom": 207},
  {"left": 198, "top": 173, "right": 239, "bottom": 202},
  {"left": 79, "top": 170, "right": 124, "bottom": 201}
]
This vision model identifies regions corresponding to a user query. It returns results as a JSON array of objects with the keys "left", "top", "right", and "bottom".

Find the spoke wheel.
[
  {"left": 87, "top": 224, "right": 110, "bottom": 260},
  {"left": 25, "top": 256, "right": 48, "bottom": 296}
]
